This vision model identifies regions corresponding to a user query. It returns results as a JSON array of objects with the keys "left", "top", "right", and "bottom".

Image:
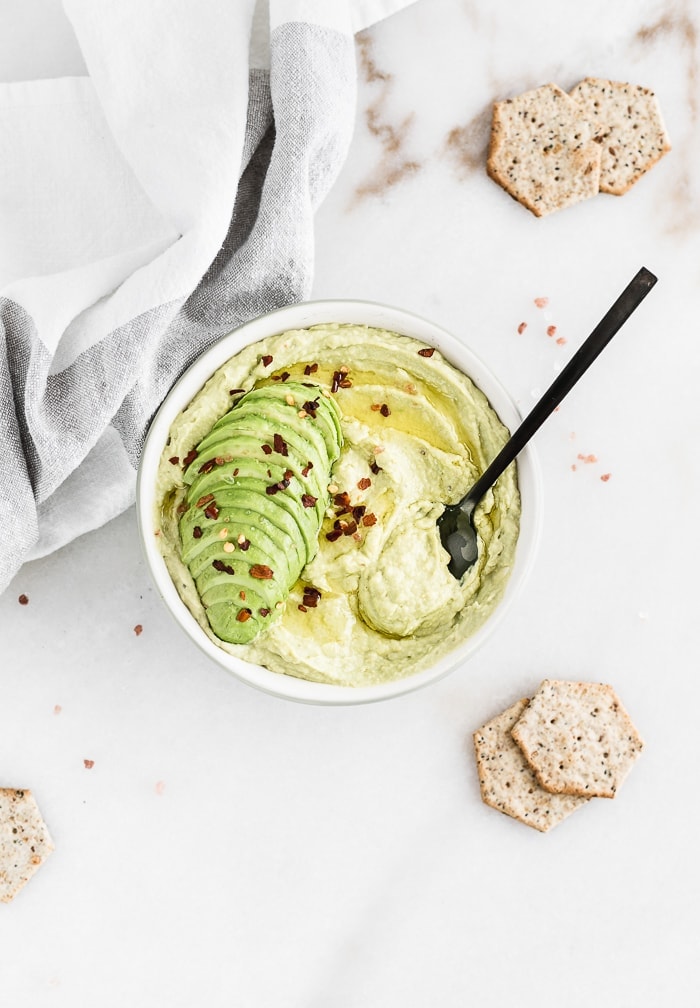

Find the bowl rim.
[{"left": 136, "top": 298, "right": 543, "bottom": 705}]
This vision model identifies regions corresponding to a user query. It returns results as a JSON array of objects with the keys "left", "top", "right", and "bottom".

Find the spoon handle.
[{"left": 465, "top": 266, "right": 658, "bottom": 508}]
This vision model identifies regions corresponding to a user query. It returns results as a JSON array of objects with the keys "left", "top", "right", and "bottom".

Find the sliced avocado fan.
[{"left": 178, "top": 381, "right": 343, "bottom": 644}]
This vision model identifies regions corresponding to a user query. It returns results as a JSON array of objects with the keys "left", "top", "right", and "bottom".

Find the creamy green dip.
[{"left": 155, "top": 324, "right": 521, "bottom": 686}]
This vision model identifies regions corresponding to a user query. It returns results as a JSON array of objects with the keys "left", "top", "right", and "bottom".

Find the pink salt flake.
[
  {"left": 83, "top": 759, "right": 95, "bottom": 770},
  {"left": 600, "top": 473, "right": 612, "bottom": 482},
  {"left": 556, "top": 337, "right": 567, "bottom": 346},
  {"left": 155, "top": 780, "right": 166, "bottom": 796},
  {"left": 534, "top": 297, "right": 549, "bottom": 308},
  {"left": 571, "top": 464, "right": 577, "bottom": 471},
  {"left": 53, "top": 704, "right": 62, "bottom": 715},
  {"left": 577, "top": 453, "right": 598, "bottom": 464},
  {"left": 547, "top": 325, "right": 557, "bottom": 337},
  {"left": 517, "top": 322, "right": 527, "bottom": 334}
]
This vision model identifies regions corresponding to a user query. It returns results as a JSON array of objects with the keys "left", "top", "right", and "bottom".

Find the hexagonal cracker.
[
  {"left": 511, "top": 680, "right": 644, "bottom": 799},
  {"left": 487, "top": 83, "right": 602, "bottom": 216},
  {"left": 569, "top": 78, "right": 671, "bottom": 195},
  {"left": 0, "top": 788, "right": 54, "bottom": 903},
  {"left": 473, "top": 698, "right": 589, "bottom": 832}
]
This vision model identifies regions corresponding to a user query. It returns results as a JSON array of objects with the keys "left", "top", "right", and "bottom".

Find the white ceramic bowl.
[{"left": 136, "top": 299, "right": 542, "bottom": 705}]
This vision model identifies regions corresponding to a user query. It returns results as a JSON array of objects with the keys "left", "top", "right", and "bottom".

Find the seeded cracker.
[
  {"left": 511, "top": 680, "right": 644, "bottom": 799},
  {"left": 487, "top": 83, "right": 602, "bottom": 217},
  {"left": 569, "top": 78, "right": 671, "bottom": 195},
  {"left": 474, "top": 699, "right": 589, "bottom": 832},
  {"left": 0, "top": 788, "right": 54, "bottom": 903}
]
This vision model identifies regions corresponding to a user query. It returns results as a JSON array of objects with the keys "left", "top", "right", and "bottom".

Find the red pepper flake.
[
  {"left": 339, "top": 378, "right": 353, "bottom": 389},
  {"left": 236, "top": 608, "right": 252, "bottom": 622},
  {"left": 273, "top": 433, "right": 289, "bottom": 456},
  {"left": 303, "top": 363, "right": 319, "bottom": 375},
  {"left": 250, "top": 564, "right": 274, "bottom": 580},
  {"left": 182, "top": 448, "right": 199, "bottom": 467},
  {"left": 239, "top": 590, "right": 246, "bottom": 601},
  {"left": 229, "top": 388, "right": 245, "bottom": 397},
  {"left": 272, "top": 371, "right": 291, "bottom": 382},
  {"left": 284, "top": 469, "right": 294, "bottom": 481},
  {"left": 271, "top": 476, "right": 291, "bottom": 492},
  {"left": 600, "top": 472, "right": 612, "bottom": 482},
  {"left": 333, "top": 491, "right": 352, "bottom": 512},
  {"left": 352, "top": 505, "right": 366, "bottom": 521},
  {"left": 302, "top": 399, "right": 319, "bottom": 418},
  {"left": 238, "top": 538, "right": 251, "bottom": 551},
  {"left": 261, "top": 443, "right": 273, "bottom": 455},
  {"left": 134, "top": 624, "right": 143, "bottom": 636},
  {"left": 261, "top": 354, "right": 273, "bottom": 367},
  {"left": 83, "top": 759, "right": 95, "bottom": 770},
  {"left": 418, "top": 347, "right": 435, "bottom": 357},
  {"left": 302, "top": 586, "right": 322, "bottom": 608},
  {"left": 193, "top": 526, "right": 203, "bottom": 539},
  {"left": 331, "top": 370, "right": 342, "bottom": 393},
  {"left": 298, "top": 604, "right": 308, "bottom": 613},
  {"left": 547, "top": 325, "right": 557, "bottom": 337},
  {"left": 168, "top": 456, "right": 179, "bottom": 465},
  {"left": 196, "top": 493, "right": 214, "bottom": 508},
  {"left": 370, "top": 403, "right": 381, "bottom": 412},
  {"left": 18, "top": 593, "right": 29, "bottom": 606},
  {"left": 369, "top": 460, "right": 382, "bottom": 475},
  {"left": 517, "top": 322, "right": 527, "bottom": 335},
  {"left": 301, "top": 461, "right": 313, "bottom": 477},
  {"left": 534, "top": 297, "right": 549, "bottom": 309},
  {"left": 265, "top": 484, "right": 279, "bottom": 495},
  {"left": 204, "top": 504, "right": 220, "bottom": 520},
  {"left": 362, "top": 513, "right": 377, "bottom": 527},
  {"left": 302, "top": 494, "right": 317, "bottom": 508},
  {"left": 198, "top": 458, "right": 216, "bottom": 474},
  {"left": 325, "top": 529, "right": 343, "bottom": 542},
  {"left": 233, "top": 468, "right": 239, "bottom": 476},
  {"left": 259, "top": 608, "right": 271, "bottom": 617},
  {"left": 357, "top": 477, "right": 371, "bottom": 491},
  {"left": 212, "top": 559, "right": 235, "bottom": 575},
  {"left": 380, "top": 403, "right": 391, "bottom": 417},
  {"left": 342, "top": 519, "right": 358, "bottom": 536}
]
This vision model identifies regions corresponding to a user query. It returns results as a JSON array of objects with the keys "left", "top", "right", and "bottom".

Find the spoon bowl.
[{"left": 439, "top": 267, "right": 658, "bottom": 580}]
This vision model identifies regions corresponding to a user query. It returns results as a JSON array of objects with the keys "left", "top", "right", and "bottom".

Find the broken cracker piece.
[
  {"left": 487, "top": 83, "right": 602, "bottom": 217},
  {"left": 569, "top": 78, "right": 671, "bottom": 195},
  {"left": 0, "top": 788, "right": 54, "bottom": 903},
  {"left": 511, "top": 679, "right": 644, "bottom": 799},
  {"left": 474, "top": 698, "right": 589, "bottom": 832}
]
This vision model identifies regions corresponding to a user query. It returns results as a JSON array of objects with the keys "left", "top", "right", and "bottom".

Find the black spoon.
[{"left": 438, "top": 266, "right": 658, "bottom": 580}]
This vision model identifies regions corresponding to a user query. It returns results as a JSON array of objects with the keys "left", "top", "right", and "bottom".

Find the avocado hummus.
[{"left": 155, "top": 324, "right": 520, "bottom": 687}]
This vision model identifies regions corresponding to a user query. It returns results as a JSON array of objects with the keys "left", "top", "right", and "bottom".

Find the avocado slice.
[{"left": 178, "top": 380, "right": 342, "bottom": 645}]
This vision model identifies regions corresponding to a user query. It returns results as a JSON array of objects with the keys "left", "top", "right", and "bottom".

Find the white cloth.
[{"left": 0, "top": 0, "right": 415, "bottom": 591}]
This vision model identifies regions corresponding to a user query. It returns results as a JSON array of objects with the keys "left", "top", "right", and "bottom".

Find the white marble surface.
[{"left": 1, "top": 1, "right": 699, "bottom": 1005}]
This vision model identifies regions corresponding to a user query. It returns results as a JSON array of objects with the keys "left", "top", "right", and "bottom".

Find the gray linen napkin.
[{"left": 0, "top": 19, "right": 356, "bottom": 593}]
